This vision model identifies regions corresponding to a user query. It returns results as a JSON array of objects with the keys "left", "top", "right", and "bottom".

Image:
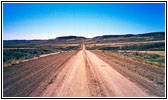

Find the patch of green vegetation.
[
  {"left": 133, "top": 54, "right": 165, "bottom": 67},
  {"left": 138, "top": 72, "right": 144, "bottom": 76},
  {"left": 149, "top": 58, "right": 165, "bottom": 66},
  {"left": 3, "top": 48, "right": 55, "bottom": 62},
  {"left": 121, "top": 42, "right": 165, "bottom": 51},
  {"left": 3, "top": 45, "right": 80, "bottom": 63},
  {"left": 146, "top": 75, "right": 154, "bottom": 81},
  {"left": 157, "top": 81, "right": 164, "bottom": 85}
]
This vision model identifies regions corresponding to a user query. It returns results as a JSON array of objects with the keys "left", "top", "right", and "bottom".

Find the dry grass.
[
  {"left": 103, "top": 50, "right": 165, "bottom": 68},
  {"left": 90, "top": 40, "right": 165, "bottom": 47},
  {"left": 118, "top": 50, "right": 165, "bottom": 56}
]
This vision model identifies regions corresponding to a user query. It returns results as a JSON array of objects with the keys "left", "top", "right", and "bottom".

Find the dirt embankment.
[
  {"left": 85, "top": 50, "right": 151, "bottom": 97},
  {"left": 91, "top": 50, "right": 165, "bottom": 97},
  {"left": 3, "top": 50, "right": 78, "bottom": 97}
]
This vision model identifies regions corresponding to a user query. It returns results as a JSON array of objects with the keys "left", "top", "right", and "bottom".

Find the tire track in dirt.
[
  {"left": 41, "top": 50, "right": 90, "bottom": 97},
  {"left": 84, "top": 50, "right": 106, "bottom": 97},
  {"left": 85, "top": 50, "right": 151, "bottom": 97}
]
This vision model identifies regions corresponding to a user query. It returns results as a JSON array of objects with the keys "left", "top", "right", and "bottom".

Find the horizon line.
[{"left": 3, "top": 31, "right": 165, "bottom": 41}]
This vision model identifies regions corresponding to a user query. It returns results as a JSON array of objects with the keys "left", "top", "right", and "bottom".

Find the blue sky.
[{"left": 3, "top": 3, "right": 165, "bottom": 40}]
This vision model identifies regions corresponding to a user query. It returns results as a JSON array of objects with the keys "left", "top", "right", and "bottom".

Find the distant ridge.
[
  {"left": 92, "top": 32, "right": 165, "bottom": 39},
  {"left": 137, "top": 32, "right": 165, "bottom": 37},
  {"left": 56, "top": 36, "right": 86, "bottom": 40},
  {"left": 3, "top": 32, "right": 165, "bottom": 41},
  {"left": 93, "top": 34, "right": 135, "bottom": 39}
]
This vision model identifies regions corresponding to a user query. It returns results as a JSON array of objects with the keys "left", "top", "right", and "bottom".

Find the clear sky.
[{"left": 3, "top": 3, "right": 165, "bottom": 40}]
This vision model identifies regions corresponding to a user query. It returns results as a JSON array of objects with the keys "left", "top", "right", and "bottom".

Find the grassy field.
[
  {"left": 3, "top": 45, "right": 81, "bottom": 67},
  {"left": 86, "top": 42, "right": 165, "bottom": 51},
  {"left": 86, "top": 41, "right": 165, "bottom": 68},
  {"left": 116, "top": 51, "right": 165, "bottom": 68}
]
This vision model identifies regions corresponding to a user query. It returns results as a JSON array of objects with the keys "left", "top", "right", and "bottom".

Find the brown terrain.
[
  {"left": 90, "top": 40, "right": 165, "bottom": 47},
  {"left": 3, "top": 45, "right": 165, "bottom": 97}
]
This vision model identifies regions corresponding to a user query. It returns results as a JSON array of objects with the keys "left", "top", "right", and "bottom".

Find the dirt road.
[
  {"left": 41, "top": 45, "right": 151, "bottom": 97},
  {"left": 3, "top": 45, "right": 164, "bottom": 97}
]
